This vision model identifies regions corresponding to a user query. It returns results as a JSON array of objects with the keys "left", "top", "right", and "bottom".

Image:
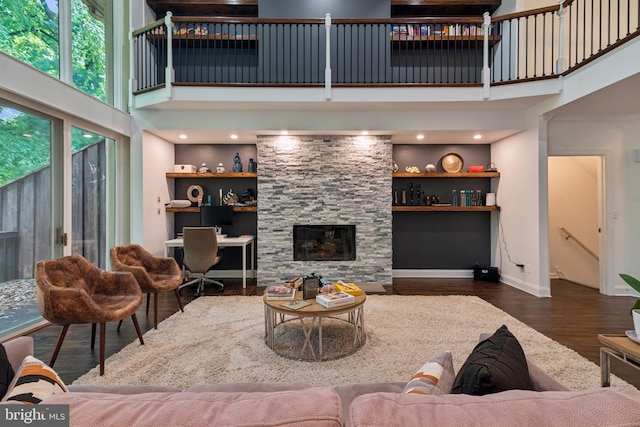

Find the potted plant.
[
  {"left": 619, "top": 274, "right": 640, "bottom": 335},
  {"left": 619, "top": 274, "right": 640, "bottom": 313}
]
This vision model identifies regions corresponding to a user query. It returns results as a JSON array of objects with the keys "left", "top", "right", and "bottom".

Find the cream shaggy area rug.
[{"left": 73, "top": 295, "right": 627, "bottom": 390}]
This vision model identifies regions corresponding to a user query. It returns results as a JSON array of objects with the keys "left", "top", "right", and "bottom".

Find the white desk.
[{"left": 165, "top": 235, "right": 255, "bottom": 288}]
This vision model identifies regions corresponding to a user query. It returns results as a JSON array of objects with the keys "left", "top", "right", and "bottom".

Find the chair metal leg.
[
  {"left": 131, "top": 313, "right": 144, "bottom": 345},
  {"left": 91, "top": 323, "right": 97, "bottom": 349},
  {"left": 174, "top": 288, "right": 184, "bottom": 312},
  {"left": 146, "top": 292, "right": 150, "bottom": 315},
  {"left": 49, "top": 325, "right": 69, "bottom": 368},
  {"left": 116, "top": 319, "right": 123, "bottom": 332},
  {"left": 99, "top": 323, "right": 106, "bottom": 376}
]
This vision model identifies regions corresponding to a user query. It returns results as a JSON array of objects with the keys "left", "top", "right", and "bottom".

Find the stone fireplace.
[
  {"left": 293, "top": 224, "right": 356, "bottom": 261},
  {"left": 256, "top": 135, "right": 392, "bottom": 286}
]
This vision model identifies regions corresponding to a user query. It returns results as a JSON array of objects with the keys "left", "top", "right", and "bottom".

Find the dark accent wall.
[
  {"left": 392, "top": 144, "right": 494, "bottom": 269},
  {"left": 173, "top": 144, "right": 257, "bottom": 270}
]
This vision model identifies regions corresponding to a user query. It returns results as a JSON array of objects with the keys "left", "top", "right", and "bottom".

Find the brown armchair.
[
  {"left": 110, "top": 244, "right": 184, "bottom": 329},
  {"left": 35, "top": 254, "right": 144, "bottom": 376}
]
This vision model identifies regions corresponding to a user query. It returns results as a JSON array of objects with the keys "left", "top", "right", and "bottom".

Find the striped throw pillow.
[
  {"left": 403, "top": 351, "right": 455, "bottom": 395},
  {"left": 1, "top": 356, "right": 67, "bottom": 404}
]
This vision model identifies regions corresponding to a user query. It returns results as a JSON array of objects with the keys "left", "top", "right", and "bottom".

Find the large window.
[
  {"left": 0, "top": 0, "right": 108, "bottom": 102},
  {"left": 0, "top": 103, "right": 53, "bottom": 338},
  {"left": 0, "top": 0, "right": 60, "bottom": 79}
]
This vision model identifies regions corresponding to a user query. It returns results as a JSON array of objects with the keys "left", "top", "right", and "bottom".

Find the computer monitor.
[{"left": 200, "top": 205, "right": 234, "bottom": 229}]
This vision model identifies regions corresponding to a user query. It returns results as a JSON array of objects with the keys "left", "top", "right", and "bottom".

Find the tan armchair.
[
  {"left": 35, "top": 254, "right": 144, "bottom": 376},
  {"left": 110, "top": 244, "right": 184, "bottom": 329}
]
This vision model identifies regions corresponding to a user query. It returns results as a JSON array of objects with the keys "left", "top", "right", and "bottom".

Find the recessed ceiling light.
[
  {"left": 361, "top": 131, "right": 369, "bottom": 135},
  {"left": 473, "top": 134, "right": 482, "bottom": 140},
  {"left": 178, "top": 134, "right": 187, "bottom": 140},
  {"left": 416, "top": 134, "right": 425, "bottom": 140},
  {"left": 280, "top": 130, "right": 289, "bottom": 135},
  {"left": 230, "top": 134, "right": 238, "bottom": 140}
]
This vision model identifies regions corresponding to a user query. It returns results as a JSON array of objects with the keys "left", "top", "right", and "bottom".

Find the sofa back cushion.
[
  {"left": 42, "top": 387, "right": 343, "bottom": 427},
  {"left": 349, "top": 387, "right": 640, "bottom": 427}
]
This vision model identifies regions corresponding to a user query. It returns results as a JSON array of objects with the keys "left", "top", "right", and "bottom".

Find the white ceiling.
[{"left": 147, "top": 128, "right": 523, "bottom": 145}]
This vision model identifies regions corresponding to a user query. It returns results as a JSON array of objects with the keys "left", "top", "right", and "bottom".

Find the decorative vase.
[
  {"left": 248, "top": 158, "right": 257, "bottom": 172},
  {"left": 232, "top": 153, "right": 242, "bottom": 172}
]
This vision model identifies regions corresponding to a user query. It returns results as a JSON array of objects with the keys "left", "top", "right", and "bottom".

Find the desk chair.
[{"left": 179, "top": 227, "right": 224, "bottom": 297}]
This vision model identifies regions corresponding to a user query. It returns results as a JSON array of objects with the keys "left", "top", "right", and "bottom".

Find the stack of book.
[
  {"left": 265, "top": 285, "right": 296, "bottom": 300},
  {"left": 316, "top": 291, "right": 355, "bottom": 308}
]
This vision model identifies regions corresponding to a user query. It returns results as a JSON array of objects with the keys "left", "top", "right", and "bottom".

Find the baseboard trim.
[
  {"left": 393, "top": 269, "right": 474, "bottom": 278},
  {"left": 203, "top": 270, "right": 255, "bottom": 279}
]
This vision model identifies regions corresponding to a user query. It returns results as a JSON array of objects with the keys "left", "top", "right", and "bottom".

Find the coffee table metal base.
[{"left": 264, "top": 297, "right": 365, "bottom": 361}]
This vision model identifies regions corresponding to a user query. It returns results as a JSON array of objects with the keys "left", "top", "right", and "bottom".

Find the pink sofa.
[{"left": 3, "top": 337, "right": 640, "bottom": 427}]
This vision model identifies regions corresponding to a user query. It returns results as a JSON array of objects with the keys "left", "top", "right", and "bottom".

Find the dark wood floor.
[{"left": 23, "top": 278, "right": 640, "bottom": 388}]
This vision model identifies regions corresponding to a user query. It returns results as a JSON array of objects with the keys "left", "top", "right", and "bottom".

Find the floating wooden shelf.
[
  {"left": 393, "top": 171, "right": 500, "bottom": 178},
  {"left": 391, "top": 35, "right": 501, "bottom": 47},
  {"left": 393, "top": 205, "right": 499, "bottom": 212},
  {"left": 166, "top": 172, "right": 257, "bottom": 179},
  {"left": 166, "top": 205, "right": 257, "bottom": 213}
]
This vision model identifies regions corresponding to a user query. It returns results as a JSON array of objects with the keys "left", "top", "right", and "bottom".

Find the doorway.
[{"left": 547, "top": 156, "right": 602, "bottom": 290}]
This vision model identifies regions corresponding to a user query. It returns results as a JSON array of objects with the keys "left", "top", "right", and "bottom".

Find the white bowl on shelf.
[{"left": 170, "top": 200, "right": 192, "bottom": 208}]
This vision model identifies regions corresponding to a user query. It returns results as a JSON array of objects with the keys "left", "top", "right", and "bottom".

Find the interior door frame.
[{"left": 547, "top": 148, "right": 612, "bottom": 295}]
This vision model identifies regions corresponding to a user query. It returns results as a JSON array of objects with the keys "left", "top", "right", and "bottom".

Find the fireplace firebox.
[{"left": 293, "top": 225, "right": 356, "bottom": 261}]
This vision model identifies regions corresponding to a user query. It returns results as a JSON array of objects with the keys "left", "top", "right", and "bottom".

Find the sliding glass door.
[
  {"left": 71, "top": 127, "right": 109, "bottom": 267},
  {"left": 0, "top": 102, "right": 54, "bottom": 336}
]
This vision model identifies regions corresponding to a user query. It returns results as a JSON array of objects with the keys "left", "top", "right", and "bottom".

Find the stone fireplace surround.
[{"left": 256, "top": 135, "right": 392, "bottom": 286}]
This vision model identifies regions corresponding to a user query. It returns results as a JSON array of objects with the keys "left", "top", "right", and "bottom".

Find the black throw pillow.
[
  {"left": 451, "top": 325, "right": 533, "bottom": 395},
  {"left": 0, "top": 343, "right": 16, "bottom": 398}
]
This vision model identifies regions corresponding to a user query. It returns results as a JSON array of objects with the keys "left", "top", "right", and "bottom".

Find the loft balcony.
[{"left": 130, "top": 0, "right": 640, "bottom": 108}]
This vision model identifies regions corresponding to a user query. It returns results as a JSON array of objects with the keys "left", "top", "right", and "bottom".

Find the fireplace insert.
[{"left": 293, "top": 225, "right": 356, "bottom": 261}]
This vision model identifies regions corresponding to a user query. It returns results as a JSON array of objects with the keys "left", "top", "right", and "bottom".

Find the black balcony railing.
[{"left": 131, "top": 0, "right": 640, "bottom": 93}]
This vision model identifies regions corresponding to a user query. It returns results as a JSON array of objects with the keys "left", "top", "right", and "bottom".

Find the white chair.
[{"left": 179, "top": 227, "right": 224, "bottom": 297}]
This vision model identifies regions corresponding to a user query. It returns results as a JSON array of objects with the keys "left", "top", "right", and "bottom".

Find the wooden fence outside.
[{"left": 0, "top": 141, "right": 106, "bottom": 283}]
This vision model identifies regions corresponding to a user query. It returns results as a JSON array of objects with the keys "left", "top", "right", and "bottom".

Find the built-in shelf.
[
  {"left": 166, "top": 172, "right": 257, "bottom": 179},
  {"left": 166, "top": 206, "right": 257, "bottom": 213},
  {"left": 393, "top": 171, "right": 500, "bottom": 178},
  {"left": 391, "top": 35, "right": 501, "bottom": 48},
  {"left": 392, "top": 205, "right": 499, "bottom": 212},
  {"left": 148, "top": 33, "right": 258, "bottom": 48}
]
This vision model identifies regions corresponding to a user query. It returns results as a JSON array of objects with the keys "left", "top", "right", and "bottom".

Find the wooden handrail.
[{"left": 560, "top": 227, "right": 599, "bottom": 261}]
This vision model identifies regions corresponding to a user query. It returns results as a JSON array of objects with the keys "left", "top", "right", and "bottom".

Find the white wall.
[
  {"left": 491, "top": 127, "right": 549, "bottom": 296},
  {"left": 141, "top": 131, "right": 175, "bottom": 256},
  {"left": 548, "top": 156, "right": 600, "bottom": 288}
]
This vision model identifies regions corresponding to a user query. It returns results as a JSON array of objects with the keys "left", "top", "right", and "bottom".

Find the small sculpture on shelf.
[
  {"left": 248, "top": 158, "right": 257, "bottom": 172},
  {"left": 223, "top": 189, "right": 239, "bottom": 205},
  {"left": 232, "top": 153, "right": 243, "bottom": 172},
  {"left": 425, "top": 163, "right": 436, "bottom": 172},
  {"left": 405, "top": 166, "right": 420, "bottom": 174},
  {"left": 216, "top": 162, "right": 225, "bottom": 173},
  {"left": 198, "top": 163, "right": 211, "bottom": 173}
]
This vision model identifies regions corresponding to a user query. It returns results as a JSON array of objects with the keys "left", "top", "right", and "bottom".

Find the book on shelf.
[
  {"left": 265, "top": 285, "right": 296, "bottom": 300},
  {"left": 316, "top": 291, "right": 355, "bottom": 308}
]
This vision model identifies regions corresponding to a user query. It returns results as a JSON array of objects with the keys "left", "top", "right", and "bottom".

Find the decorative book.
[
  {"left": 316, "top": 291, "right": 355, "bottom": 308},
  {"left": 335, "top": 281, "right": 363, "bottom": 296},
  {"left": 265, "top": 285, "right": 296, "bottom": 300}
]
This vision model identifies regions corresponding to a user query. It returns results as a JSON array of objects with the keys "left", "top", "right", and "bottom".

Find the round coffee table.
[{"left": 263, "top": 291, "right": 366, "bottom": 361}]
